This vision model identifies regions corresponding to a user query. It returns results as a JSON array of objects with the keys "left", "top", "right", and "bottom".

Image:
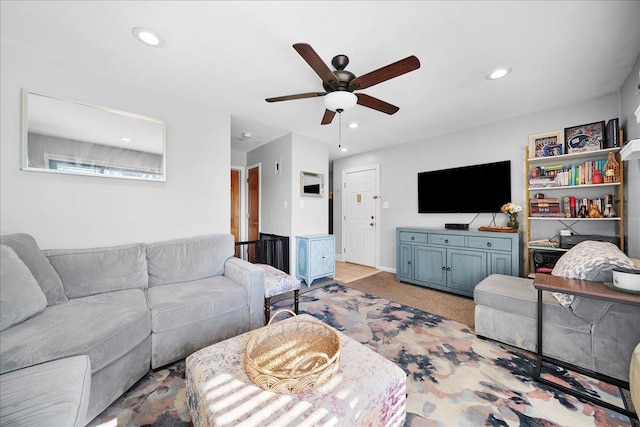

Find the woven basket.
[{"left": 244, "top": 309, "right": 340, "bottom": 394}]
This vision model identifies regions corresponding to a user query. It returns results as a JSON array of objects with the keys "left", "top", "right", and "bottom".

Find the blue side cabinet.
[{"left": 296, "top": 234, "right": 336, "bottom": 286}]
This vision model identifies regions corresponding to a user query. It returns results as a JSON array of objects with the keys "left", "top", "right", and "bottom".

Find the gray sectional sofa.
[
  {"left": 474, "top": 241, "right": 640, "bottom": 382},
  {"left": 0, "top": 233, "right": 264, "bottom": 426}
]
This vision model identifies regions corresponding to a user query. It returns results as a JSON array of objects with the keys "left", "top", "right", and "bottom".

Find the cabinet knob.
[
  {"left": 444, "top": 239, "right": 449, "bottom": 244},
  {"left": 487, "top": 242, "right": 492, "bottom": 247},
  {"left": 441, "top": 266, "right": 446, "bottom": 271},
  {"left": 411, "top": 236, "right": 415, "bottom": 240},
  {"left": 408, "top": 261, "right": 411, "bottom": 265},
  {"left": 446, "top": 267, "right": 451, "bottom": 271}
]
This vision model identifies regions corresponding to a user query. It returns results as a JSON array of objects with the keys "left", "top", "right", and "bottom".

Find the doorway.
[
  {"left": 230, "top": 168, "right": 241, "bottom": 257},
  {"left": 247, "top": 164, "right": 260, "bottom": 262},
  {"left": 341, "top": 164, "right": 380, "bottom": 268}
]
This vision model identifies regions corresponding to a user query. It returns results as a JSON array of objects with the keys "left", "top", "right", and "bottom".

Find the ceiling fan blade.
[
  {"left": 293, "top": 43, "right": 339, "bottom": 88},
  {"left": 321, "top": 109, "right": 336, "bottom": 125},
  {"left": 356, "top": 93, "right": 400, "bottom": 115},
  {"left": 348, "top": 55, "right": 420, "bottom": 91},
  {"left": 265, "top": 92, "right": 326, "bottom": 102}
]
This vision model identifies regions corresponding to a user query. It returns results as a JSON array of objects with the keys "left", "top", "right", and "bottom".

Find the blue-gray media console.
[{"left": 396, "top": 227, "right": 519, "bottom": 297}]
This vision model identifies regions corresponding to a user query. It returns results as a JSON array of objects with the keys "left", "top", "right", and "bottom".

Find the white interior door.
[{"left": 342, "top": 165, "right": 379, "bottom": 267}]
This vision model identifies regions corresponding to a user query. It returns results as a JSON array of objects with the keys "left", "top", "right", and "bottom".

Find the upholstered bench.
[
  {"left": 255, "top": 264, "right": 301, "bottom": 324},
  {"left": 0, "top": 355, "right": 91, "bottom": 427},
  {"left": 186, "top": 314, "right": 407, "bottom": 426}
]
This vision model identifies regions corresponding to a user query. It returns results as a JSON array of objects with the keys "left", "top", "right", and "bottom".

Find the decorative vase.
[
  {"left": 591, "top": 169, "right": 604, "bottom": 184},
  {"left": 507, "top": 217, "right": 519, "bottom": 230}
]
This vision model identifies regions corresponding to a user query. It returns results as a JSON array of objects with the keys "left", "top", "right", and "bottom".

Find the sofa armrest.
[{"left": 224, "top": 257, "right": 265, "bottom": 330}]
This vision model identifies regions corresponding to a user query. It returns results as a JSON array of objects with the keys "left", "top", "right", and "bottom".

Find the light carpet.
[{"left": 88, "top": 282, "right": 633, "bottom": 427}]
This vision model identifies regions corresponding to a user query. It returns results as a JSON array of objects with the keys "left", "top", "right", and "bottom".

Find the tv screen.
[{"left": 418, "top": 160, "right": 511, "bottom": 213}]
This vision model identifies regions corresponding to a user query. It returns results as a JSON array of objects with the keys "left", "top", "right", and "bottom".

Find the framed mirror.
[
  {"left": 300, "top": 171, "right": 324, "bottom": 197},
  {"left": 22, "top": 89, "right": 166, "bottom": 182}
]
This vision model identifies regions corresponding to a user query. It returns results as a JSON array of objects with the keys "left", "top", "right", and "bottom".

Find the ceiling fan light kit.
[
  {"left": 266, "top": 43, "right": 420, "bottom": 125},
  {"left": 324, "top": 91, "right": 357, "bottom": 112}
]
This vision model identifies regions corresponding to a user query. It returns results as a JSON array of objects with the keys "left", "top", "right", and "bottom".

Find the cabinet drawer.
[
  {"left": 399, "top": 231, "right": 429, "bottom": 244},
  {"left": 430, "top": 234, "right": 465, "bottom": 247},
  {"left": 468, "top": 236, "right": 511, "bottom": 252},
  {"left": 310, "top": 238, "right": 334, "bottom": 256}
]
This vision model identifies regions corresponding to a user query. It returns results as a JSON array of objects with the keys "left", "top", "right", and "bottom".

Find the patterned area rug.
[{"left": 88, "top": 283, "right": 634, "bottom": 427}]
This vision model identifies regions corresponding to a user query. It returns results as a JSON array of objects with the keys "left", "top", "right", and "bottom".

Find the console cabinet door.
[
  {"left": 490, "top": 252, "right": 513, "bottom": 276},
  {"left": 414, "top": 246, "right": 446, "bottom": 286},
  {"left": 447, "top": 249, "right": 487, "bottom": 292},
  {"left": 397, "top": 243, "right": 413, "bottom": 281}
]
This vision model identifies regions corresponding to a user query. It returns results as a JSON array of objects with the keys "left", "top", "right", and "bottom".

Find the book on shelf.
[
  {"left": 528, "top": 176, "right": 557, "bottom": 188},
  {"left": 605, "top": 118, "right": 620, "bottom": 148},
  {"left": 528, "top": 239, "right": 560, "bottom": 248},
  {"left": 530, "top": 208, "right": 562, "bottom": 214},
  {"left": 530, "top": 199, "right": 560, "bottom": 205},
  {"left": 530, "top": 212, "right": 565, "bottom": 217}
]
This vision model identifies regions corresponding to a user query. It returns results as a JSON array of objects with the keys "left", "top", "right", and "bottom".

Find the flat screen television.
[{"left": 418, "top": 160, "right": 511, "bottom": 213}]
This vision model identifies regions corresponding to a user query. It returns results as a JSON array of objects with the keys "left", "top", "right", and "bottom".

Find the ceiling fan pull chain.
[{"left": 338, "top": 109, "right": 342, "bottom": 148}]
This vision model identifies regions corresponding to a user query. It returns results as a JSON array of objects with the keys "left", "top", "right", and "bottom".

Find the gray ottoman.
[
  {"left": 474, "top": 274, "right": 594, "bottom": 373},
  {"left": 474, "top": 273, "right": 639, "bottom": 381}
]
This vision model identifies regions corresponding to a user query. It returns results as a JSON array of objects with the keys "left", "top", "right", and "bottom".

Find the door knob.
[{"left": 369, "top": 222, "right": 375, "bottom": 226}]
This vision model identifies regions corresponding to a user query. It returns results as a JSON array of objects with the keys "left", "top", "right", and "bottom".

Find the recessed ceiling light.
[
  {"left": 340, "top": 147, "right": 348, "bottom": 152},
  {"left": 121, "top": 137, "right": 131, "bottom": 143},
  {"left": 132, "top": 27, "right": 164, "bottom": 47},
  {"left": 348, "top": 122, "right": 359, "bottom": 129},
  {"left": 486, "top": 67, "right": 512, "bottom": 80}
]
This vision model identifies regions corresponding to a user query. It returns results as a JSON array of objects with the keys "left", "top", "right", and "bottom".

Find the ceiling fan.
[{"left": 266, "top": 43, "right": 420, "bottom": 125}]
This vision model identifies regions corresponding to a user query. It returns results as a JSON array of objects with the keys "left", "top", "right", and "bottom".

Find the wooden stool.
[{"left": 255, "top": 264, "right": 301, "bottom": 324}]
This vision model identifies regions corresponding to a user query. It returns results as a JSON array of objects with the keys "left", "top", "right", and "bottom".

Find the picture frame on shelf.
[
  {"left": 564, "top": 121, "right": 605, "bottom": 154},
  {"left": 529, "top": 130, "right": 564, "bottom": 158}
]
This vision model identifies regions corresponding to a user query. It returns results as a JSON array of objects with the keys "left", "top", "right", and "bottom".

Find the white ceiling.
[{"left": 2, "top": 1, "right": 639, "bottom": 161}]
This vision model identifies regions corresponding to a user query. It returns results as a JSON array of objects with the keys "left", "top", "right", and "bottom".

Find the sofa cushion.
[
  {"left": 147, "top": 275, "right": 247, "bottom": 333},
  {"left": 44, "top": 243, "right": 148, "bottom": 299},
  {"left": 0, "top": 233, "right": 67, "bottom": 305},
  {"left": 0, "top": 355, "right": 91, "bottom": 427},
  {"left": 473, "top": 274, "right": 591, "bottom": 331},
  {"left": 146, "top": 234, "right": 234, "bottom": 287},
  {"left": 0, "top": 245, "right": 48, "bottom": 332},
  {"left": 0, "top": 289, "right": 150, "bottom": 375}
]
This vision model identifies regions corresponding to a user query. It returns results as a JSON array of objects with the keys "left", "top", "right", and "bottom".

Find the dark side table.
[{"left": 533, "top": 273, "right": 640, "bottom": 419}]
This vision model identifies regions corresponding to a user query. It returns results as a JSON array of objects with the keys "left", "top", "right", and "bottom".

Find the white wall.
[
  {"left": 292, "top": 134, "right": 329, "bottom": 237},
  {"left": 231, "top": 150, "right": 247, "bottom": 168},
  {"left": 0, "top": 44, "right": 231, "bottom": 249},
  {"left": 620, "top": 54, "right": 640, "bottom": 258},
  {"left": 246, "top": 132, "right": 329, "bottom": 275},
  {"left": 247, "top": 133, "right": 293, "bottom": 237},
  {"left": 333, "top": 93, "right": 631, "bottom": 272}
]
